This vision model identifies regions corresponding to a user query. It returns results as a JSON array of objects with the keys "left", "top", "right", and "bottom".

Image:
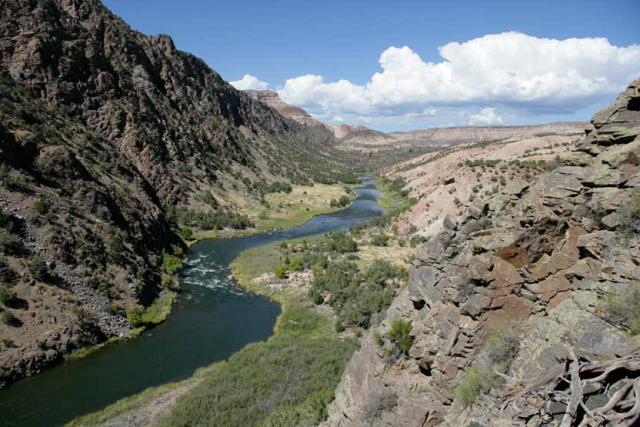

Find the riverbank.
[
  {"left": 70, "top": 237, "right": 358, "bottom": 426},
  {"left": 191, "top": 182, "right": 357, "bottom": 240}
]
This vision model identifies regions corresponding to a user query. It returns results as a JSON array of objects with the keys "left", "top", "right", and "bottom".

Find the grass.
[
  {"left": 193, "top": 183, "right": 356, "bottom": 240},
  {"left": 68, "top": 377, "right": 198, "bottom": 426},
  {"left": 600, "top": 284, "right": 640, "bottom": 335},
  {"left": 374, "top": 177, "right": 416, "bottom": 214},
  {"left": 453, "top": 367, "right": 496, "bottom": 407}
]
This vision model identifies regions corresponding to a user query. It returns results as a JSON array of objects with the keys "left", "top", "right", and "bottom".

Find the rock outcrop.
[
  {"left": 335, "top": 122, "right": 587, "bottom": 153},
  {"left": 326, "top": 79, "right": 640, "bottom": 426}
]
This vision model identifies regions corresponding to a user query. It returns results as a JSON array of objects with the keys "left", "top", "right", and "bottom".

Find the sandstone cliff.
[{"left": 326, "top": 79, "right": 640, "bottom": 426}]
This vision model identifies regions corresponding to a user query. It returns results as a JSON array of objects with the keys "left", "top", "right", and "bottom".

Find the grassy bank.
[
  {"left": 374, "top": 176, "right": 416, "bottom": 213},
  {"left": 193, "top": 182, "right": 356, "bottom": 240}
]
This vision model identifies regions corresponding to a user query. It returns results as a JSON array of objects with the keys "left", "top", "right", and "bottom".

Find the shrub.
[
  {"left": 0, "top": 229, "right": 23, "bottom": 255},
  {"left": 324, "top": 232, "right": 357, "bottom": 253},
  {"left": 484, "top": 325, "right": 520, "bottom": 371},
  {"left": 126, "top": 305, "right": 145, "bottom": 327},
  {"left": 620, "top": 188, "right": 640, "bottom": 233},
  {"left": 274, "top": 263, "right": 288, "bottom": 279},
  {"left": 362, "top": 389, "right": 398, "bottom": 422},
  {"left": 601, "top": 285, "right": 640, "bottom": 335},
  {"left": 0, "top": 212, "right": 19, "bottom": 233},
  {"left": 170, "top": 208, "right": 254, "bottom": 230},
  {"left": 453, "top": 367, "right": 495, "bottom": 407},
  {"left": 373, "top": 330, "right": 384, "bottom": 347},
  {"left": 34, "top": 197, "right": 48, "bottom": 215},
  {"left": 0, "top": 309, "right": 21, "bottom": 327},
  {"left": 0, "top": 286, "right": 20, "bottom": 309},
  {"left": 308, "top": 288, "right": 323, "bottom": 305},
  {"left": 289, "top": 256, "right": 304, "bottom": 272},
  {"left": 162, "top": 253, "right": 182, "bottom": 275},
  {"left": 371, "top": 234, "right": 389, "bottom": 247},
  {"left": 388, "top": 319, "right": 413, "bottom": 354},
  {"left": 409, "top": 235, "right": 428, "bottom": 248},
  {"left": 0, "top": 170, "right": 30, "bottom": 192},
  {"left": 180, "top": 227, "right": 193, "bottom": 240},
  {"left": 30, "top": 256, "right": 52, "bottom": 283},
  {"left": 329, "top": 195, "right": 350, "bottom": 209}
]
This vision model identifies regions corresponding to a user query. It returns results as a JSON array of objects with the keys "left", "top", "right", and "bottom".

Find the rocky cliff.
[
  {"left": 245, "top": 90, "right": 368, "bottom": 139},
  {"left": 326, "top": 79, "right": 640, "bottom": 426},
  {"left": 0, "top": 70, "right": 179, "bottom": 386},
  {"left": 0, "top": 0, "right": 342, "bottom": 205},
  {"left": 335, "top": 122, "right": 587, "bottom": 153}
]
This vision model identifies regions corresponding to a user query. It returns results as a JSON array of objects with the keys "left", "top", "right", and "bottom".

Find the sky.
[{"left": 103, "top": 0, "right": 640, "bottom": 131}]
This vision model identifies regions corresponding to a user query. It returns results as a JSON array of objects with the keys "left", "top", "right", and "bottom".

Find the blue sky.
[{"left": 104, "top": 0, "right": 640, "bottom": 131}]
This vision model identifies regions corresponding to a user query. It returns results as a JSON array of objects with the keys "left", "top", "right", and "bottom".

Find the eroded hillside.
[{"left": 326, "top": 78, "right": 640, "bottom": 426}]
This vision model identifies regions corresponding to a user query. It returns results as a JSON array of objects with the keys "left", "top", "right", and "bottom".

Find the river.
[{"left": 0, "top": 177, "right": 383, "bottom": 426}]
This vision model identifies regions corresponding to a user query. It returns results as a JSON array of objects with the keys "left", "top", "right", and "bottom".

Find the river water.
[{"left": 0, "top": 177, "right": 383, "bottom": 426}]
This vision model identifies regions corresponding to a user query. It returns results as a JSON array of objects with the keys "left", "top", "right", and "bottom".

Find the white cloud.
[
  {"left": 230, "top": 74, "right": 269, "bottom": 90},
  {"left": 278, "top": 32, "right": 640, "bottom": 124},
  {"left": 468, "top": 107, "right": 503, "bottom": 126}
]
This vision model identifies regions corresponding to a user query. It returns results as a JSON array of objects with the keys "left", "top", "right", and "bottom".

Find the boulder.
[{"left": 505, "top": 177, "right": 529, "bottom": 197}]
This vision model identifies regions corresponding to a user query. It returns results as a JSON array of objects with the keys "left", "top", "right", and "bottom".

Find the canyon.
[{"left": 0, "top": 1, "right": 639, "bottom": 426}]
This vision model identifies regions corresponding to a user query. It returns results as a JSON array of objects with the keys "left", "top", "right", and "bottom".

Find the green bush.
[
  {"left": 0, "top": 229, "right": 23, "bottom": 255},
  {"left": 388, "top": 319, "right": 413, "bottom": 354},
  {"left": 30, "top": 256, "right": 55, "bottom": 283},
  {"left": 162, "top": 253, "right": 183, "bottom": 275},
  {"left": 274, "top": 263, "right": 288, "bottom": 279},
  {"left": 324, "top": 232, "right": 357, "bottom": 253},
  {"left": 34, "top": 197, "right": 48, "bottom": 215},
  {"left": 170, "top": 208, "right": 253, "bottom": 231},
  {"left": 453, "top": 367, "right": 495, "bottom": 407},
  {"left": 179, "top": 227, "right": 193, "bottom": 240},
  {"left": 371, "top": 234, "right": 389, "bottom": 247},
  {"left": 409, "top": 235, "right": 428, "bottom": 248},
  {"left": 126, "top": 305, "right": 145, "bottom": 327},
  {"left": 289, "top": 256, "right": 304, "bottom": 272},
  {"left": 308, "top": 288, "right": 323, "bottom": 305},
  {"left": 312, "top": 260, "right": 405, "bottom": 329}
]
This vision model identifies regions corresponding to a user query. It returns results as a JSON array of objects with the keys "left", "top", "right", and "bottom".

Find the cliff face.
[
  {"left": 326, "top": 79, "right": 640, "bottom": 426},
  {"left": 0, "top": 0, "right": 339, "bottom": 204},
  {"left": 334, "top": 122, "right": 587, "bottom": 153},
  {"left": 0, "top": 71, "right": 179, "bottom": 386}
]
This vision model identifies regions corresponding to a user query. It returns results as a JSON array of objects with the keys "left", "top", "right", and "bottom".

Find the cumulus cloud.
[
  {"left": 278, "top": 32, "right": 640, "bottom": 124},
  {"left": 468, "top": 108, "right": 503, "bottom": 126},
  {"left": 230, "top": 74, "right": 269, "bottom": 90}
]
